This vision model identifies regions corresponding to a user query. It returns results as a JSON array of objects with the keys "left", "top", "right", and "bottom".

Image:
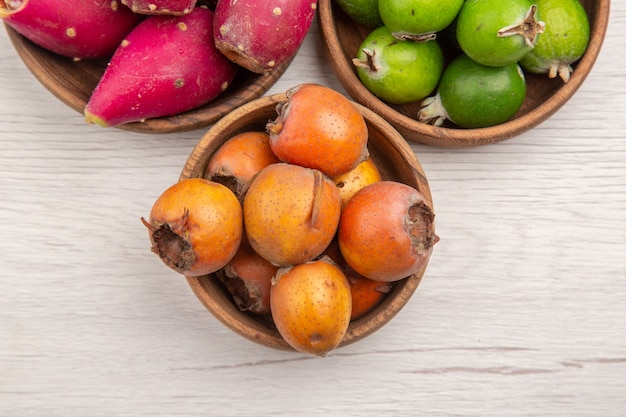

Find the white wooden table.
[{"left": 1, "top": 5, "right": 625, "bottom": 416}]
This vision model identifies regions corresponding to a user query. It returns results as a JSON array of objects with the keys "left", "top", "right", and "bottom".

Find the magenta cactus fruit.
[
  {"left": 0, "top": 0, "right": 140, "bottom": 59},
  {"left": 213, "top": 0, "right": 317, "bottom": 74},
  {"left": 121, "top": 0, "right": 197, "bottom": 15},
  {"left": 84, "top": 6, "right": 239, "bottom": 128}
]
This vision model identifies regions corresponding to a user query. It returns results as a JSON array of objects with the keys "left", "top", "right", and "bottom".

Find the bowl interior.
[
  {"left": 180, "top": 93, "right": 433, "bottom": 351},
  {"left": 317, "top": 0, "right": 610, "bottom": 147},
  {"left": 4, "top": 23, "right": 290, "bottom": 134}
]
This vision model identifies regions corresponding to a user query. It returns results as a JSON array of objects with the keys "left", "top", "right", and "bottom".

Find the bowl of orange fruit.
[{"left": 142, "top": 84, "right": 438, "bottom": 355}]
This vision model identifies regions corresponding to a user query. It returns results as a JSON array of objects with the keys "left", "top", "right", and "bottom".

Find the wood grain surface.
[{"left": 1, "top": 4, "right": 625, "bottom": 417}]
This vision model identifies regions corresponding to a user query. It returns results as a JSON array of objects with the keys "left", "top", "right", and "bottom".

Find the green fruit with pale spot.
[{"left": 520, "top": 0, "right": 590, "bottom": 83}]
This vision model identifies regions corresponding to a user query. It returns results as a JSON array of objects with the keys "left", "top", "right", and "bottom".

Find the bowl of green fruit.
[{"left": 318, "top": 0, "right": 610, "bottom": 147}]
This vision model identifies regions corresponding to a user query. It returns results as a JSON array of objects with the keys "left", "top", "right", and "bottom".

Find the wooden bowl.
[
  {"left": 179, "top": 92, "right": 434, "bottom": 351},
  {"left": 3, "top": 23, "right": 291, "bottom": 134},
  {"left": 318, "top": 0, "right": 610, "bottom": 147}
]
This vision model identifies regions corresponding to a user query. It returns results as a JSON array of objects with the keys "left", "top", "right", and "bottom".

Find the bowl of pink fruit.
[{"left": 2, "top": 0, "right": 316, "bottom": 133}]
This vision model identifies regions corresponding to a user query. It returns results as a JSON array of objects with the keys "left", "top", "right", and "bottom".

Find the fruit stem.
[
  {"left": 266, "top": 119, "right": 283, "bottom": 136},
  {"left": 352, "top": 48, "right": 378, "bottom": 72},
  {"left": 310, "top": 170, "right": 324, "bottom": 228},
  {"left": 417, "top": 94, "right": 449, "bottom": 127},
  {"left": 140, "top": 216, "right": 157, "bottom": 232},
  {"left": 497, "top": 4, "right": 545, "bottom": 48},
  {"left": 550, "top": 62, "right": 574, "bottom": 83},
  {"left": 392, "top": 32, "right": 437, "bottom": 43}
]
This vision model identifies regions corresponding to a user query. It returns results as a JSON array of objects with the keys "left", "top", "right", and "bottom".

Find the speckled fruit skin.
[
  {"left": 220, "top": 237, "right": 278, "bottom": 315},
  {"left": 520, "top": 0, "right": 590, "bottom": 83},
  {"left": 121, "top": 0, "right": 197, "bottom": 15},
  {"left": 0, "top": 0, "right": 140, "bottom": 59},
  {"left": 378, "top": 0, "right": 464, "bottom": 38},
  {"left": 418, "top": 54, "right": 527, "bottom": 128},
  {"left": 332, "top": 157, "right": 381, "bottom": 208},
  {"left": 213, "top": 0, "right": 317, "bottom": 74},
  {"left": 243, "top": 163, "right": 341, "bottom": 267},
  {"left": 353, "top": 26, "right": 444, "bottom": 104},
  {"left": 441, "top": 55, "right": 526, "bottom": 128},
  {"left": 144, "top": 178, "right": 243, "bottom": 277},
  {"left": 338, "top": 181, "right": 438, "bottom": 282},
  {"left": 204, "top": 131, "right": 280, "bottom": 198},
  {"left": 267, "top": 84, "right": 369, "bottom": 177},
  {"left": 270, "top": 257, "right": 352, "bottom": 356},
  {"left": 456, "top": 0, "right": 544, "bottom": 67},
  {"left": 84, "top": 7, "right": 238, "bottom": 127}
]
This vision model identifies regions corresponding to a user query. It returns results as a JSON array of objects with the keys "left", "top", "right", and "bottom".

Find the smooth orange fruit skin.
[
  {"left": 267, "top": 83, "right": 369, "bottom": 177},
  {"left": 243, "top": 163, "right": 341, "bottom": 267},
  {"left": 147, "top": 178, "right": 243, "bottom": 277},
  {"left": 204, "top": 131, "right": 279, "bottom": 196},
  {"left": 347, "top": 271, "right": 392, "bottom": 320},
  {"left": 338, "top": 181, "right": 437, "bottom": 282},
  {"left": 332, "top": 157, "right": 382, "bottom": 208},
  {"left": 270, "top": 258, "right": 352, "bottom": 356}
]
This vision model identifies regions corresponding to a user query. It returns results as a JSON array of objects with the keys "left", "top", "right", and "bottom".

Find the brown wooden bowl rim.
[
  {"left": 317, "top": 0, "right": 611, "bottom": 147},
  {"left": 179, "top": 92, "right": 433, "bottom": 351}
]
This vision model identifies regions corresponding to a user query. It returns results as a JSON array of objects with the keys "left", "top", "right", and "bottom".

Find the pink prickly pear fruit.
[
  {"left": 120, "top": 0, "right": 197, "bottom": 15},
  {"left": 84, "top": 6, "right": 238, "bottom": 128},
  {"left": 213, "top": 0, "right": 317, "bottom": 75},
  {"left": 0, "top": 0, "right": 140, "bottom": 59}
]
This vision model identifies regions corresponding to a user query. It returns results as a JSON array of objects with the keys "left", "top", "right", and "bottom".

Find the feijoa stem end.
[
  {"left": 497, "top": 4, "right": 545, "bottom": 48},
  {"left": 417, "top": 94, "right": 449, "bottom": 127},
  {"left": 352, "top": 48, "right": 378, "bottom": 72}
]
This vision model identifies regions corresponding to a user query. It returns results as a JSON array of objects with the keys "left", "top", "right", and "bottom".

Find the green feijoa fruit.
[
  {"left": 353, "top": 26, "right": 444, "bottom": 104},
  {"left": 520, "top": 0, "right": 590, "bottom": 83},
  {"left": 417, "top": 54, "right": 526, "bottom": 128},
  {"left": 335, "top": 0, "right": 383, "bottom": 28},
  {"left": 378, "top": 0, "right": 464, "bottom": 41},
  {"left": 456, "top": 0, "right": 546, "bottom": 67}
]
